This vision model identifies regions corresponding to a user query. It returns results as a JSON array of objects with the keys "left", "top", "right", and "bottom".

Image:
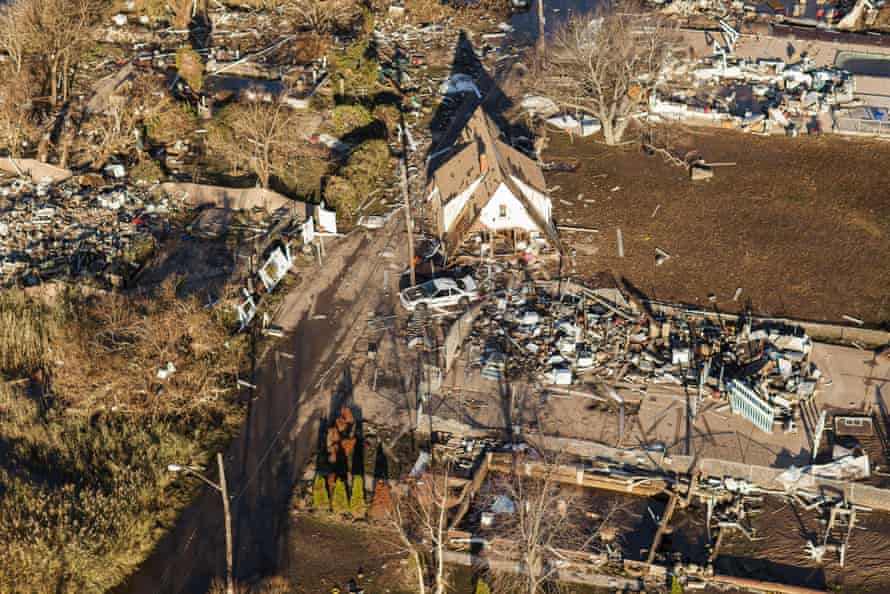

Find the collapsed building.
[
  {"left": 648, "top": 21, "right": 890, "bottom": 135},
  {"left": 452, "top": 277, "right": 820, "bottom": 437},
  {"left": 0, "top": 177, "right": 168, "bottom": 288}
]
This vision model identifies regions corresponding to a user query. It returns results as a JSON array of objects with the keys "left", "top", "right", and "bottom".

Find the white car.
[{"left": 399, "top": 276, "right": 479, "bottom": 312}]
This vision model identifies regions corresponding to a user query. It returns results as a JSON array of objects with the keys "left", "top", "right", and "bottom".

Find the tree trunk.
[
  {"left": 260, "top": 143, "right": 271, "bottom": 189},
  {"left": 61, "top": 53, "right": 70, "bottom": 104},
  {"left": 601, "top": 117, "right": 616, "bottom": 146},
  {"left": 434, "top": 542, "right": 445, "bottom": 594},
  {"left": 526, "top": 552, "right": 538, "bottom": 594},
  {"left": 536, "top": 0, "right": 546, "bottom": 54},
  {"left": 613, "top": 117, "right": 631, "bottom": 144},
  {"left": 37, "top": 132, "right": 51, "bottom": 163},
  {"left": 58, "top": 134, "right": 71, "bottom": 169}
]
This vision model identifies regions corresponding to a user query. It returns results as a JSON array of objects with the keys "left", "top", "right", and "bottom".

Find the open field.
[
  {"left": 286, "top": 515, "right": 413, "bottom": 594},
  {"left": 543, "top": 127, "right": 890, "bottom": 326}
]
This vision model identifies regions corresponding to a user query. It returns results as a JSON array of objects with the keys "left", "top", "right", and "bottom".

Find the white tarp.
[
  {"left": 258, "top": 245, "right": 293, "bottom": 292},
  {"left": 520, "top": 95, "right": 559, "bottom": 117},
  {"left": 777, "top": 455, "right": 871, "bottom": 490},
  {"left": 409, "top": 451, "right": 432, "bottom": 478},
  {"left": 545, "top": 114, "right": 602, "bottom": 137},
  {"left": 317, "top": 203, "right": 337, "bottom": 234},
  {"left": 771, "top": 333, "right": 812, "bottom": 355}
]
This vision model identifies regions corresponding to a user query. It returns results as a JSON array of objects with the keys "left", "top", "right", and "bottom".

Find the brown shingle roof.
[{"left": 427, "top": 104, "right": 560, "bottom": 254}]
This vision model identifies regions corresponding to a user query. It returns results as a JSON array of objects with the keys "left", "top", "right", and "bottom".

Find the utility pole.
[
  {"left": 399, "top": 108, "right": 416, "bottom": 286},
  {"left": 218, "top": 452, "right": 234, "bottom": 594},
  {"left": 537, "top": 0, "right": 546, "bottom": 54},
  {"left": 394, "top": 47, "right": 417, "bottom": 287},
  {"left": 401, "top": 157, "right": 416, "bottom": 287},
  {"left": 168, "top": 454, "right": 234, "bottom": 594}
]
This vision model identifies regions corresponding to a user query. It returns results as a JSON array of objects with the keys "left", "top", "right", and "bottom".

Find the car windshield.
[
  {"left": 419, "top": 281, "right": 438, "bottom": 298},
  {"left": 457, "top": 277, "right": 476, "bottom": 292}
]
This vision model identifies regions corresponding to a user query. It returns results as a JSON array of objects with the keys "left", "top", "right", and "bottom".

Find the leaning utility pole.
[
  {"left": 167, "top": 454, "right": 235, "bottom": 594},
  {"left": 400, "top": 115, "right": 416, "bottom": 287},
  {"left": 218, "top": 453, "right": 234, "bottom": 594}
]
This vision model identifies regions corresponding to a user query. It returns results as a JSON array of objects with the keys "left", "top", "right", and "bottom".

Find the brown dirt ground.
[
  {"left": 542, "top": 126, "right": 890, "bottom": 327},
  {"left": 286, "top": 514, "right": 414, "bottom": 594}
]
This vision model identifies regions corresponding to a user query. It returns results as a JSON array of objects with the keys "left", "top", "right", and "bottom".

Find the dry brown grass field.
[
  {"left": 544, "top": 126, "right": 890, "bottom": 326},
  {"left": 0, "top": 282, "right": 248, "bottom": 593}
]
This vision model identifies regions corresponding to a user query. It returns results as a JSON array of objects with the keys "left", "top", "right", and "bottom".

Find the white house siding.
[
  {"left": 479, "top": 183, "right": 539, "bottom": 231},
  {"left": 442, "top": 175, "right": 485, "bottom": 232},
  {"left": 509, "top": 175, "right": 552, "bottom": 225}
]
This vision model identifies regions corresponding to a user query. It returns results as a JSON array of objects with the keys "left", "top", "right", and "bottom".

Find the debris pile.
[
  {"left": 436, "top": 435, "right": 502, "bottom": 478},
  {"left": 652, "top": 54, "right": 852, "bottom": 135},
  {"left": 0, "top": 178, "right": 176, "bottom": 288},
  {"left": 461, "top": 278, "right": 820, "bottom": 434}
]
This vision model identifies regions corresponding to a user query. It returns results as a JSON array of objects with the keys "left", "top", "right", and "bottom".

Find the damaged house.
[{"left": 425, "top": 105, "right": 560, "bottom": 259}]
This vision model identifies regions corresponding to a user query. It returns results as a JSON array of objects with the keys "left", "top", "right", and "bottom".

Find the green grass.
[{"left": 329, "top": 40, "right": 380, "bottom": 97}]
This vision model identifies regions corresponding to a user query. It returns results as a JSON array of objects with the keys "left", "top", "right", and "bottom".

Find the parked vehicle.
[{"left": 399, "top": 276, "right": 479, "bottom": 311}]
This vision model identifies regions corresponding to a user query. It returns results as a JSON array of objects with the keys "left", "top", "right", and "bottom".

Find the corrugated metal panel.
[{"left": 729, "top": 379, "right": 775, "bottom": 434}]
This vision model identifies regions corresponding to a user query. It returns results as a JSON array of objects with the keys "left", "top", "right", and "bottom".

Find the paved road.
[{"left": 117, "top": 220, "right": 404, "bottom": 593}]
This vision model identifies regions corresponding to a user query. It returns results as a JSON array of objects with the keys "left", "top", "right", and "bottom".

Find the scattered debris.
[
  {"left": 157, "top": 361, "right": 176, "bottom": 380},
  {"left": 843, "top": 314, "right": 865, "bottom": 326},
  {"left": 0, "top": 177, "right": 174, "bottom": 288}
]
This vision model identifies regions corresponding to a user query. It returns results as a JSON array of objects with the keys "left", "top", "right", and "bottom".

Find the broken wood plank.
[
  {"left": 647, "top": 493, "right": 678, "bottom": 564},
  {"left": 557, "top": 224, "right": 600, "bottom": 233}
]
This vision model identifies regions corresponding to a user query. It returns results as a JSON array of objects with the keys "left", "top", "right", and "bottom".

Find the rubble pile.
[
  {"left": 652, "top": 55, "right": 852, "bottom": 134},
  {"left": 462, "top": 279, "right": 820, "bottom": 433},
  {"left": 435, "top": 435, "right": 502, "bottom": 478},
  {"left": 0, "top": 178, "right": 176, "bottom": 288}
]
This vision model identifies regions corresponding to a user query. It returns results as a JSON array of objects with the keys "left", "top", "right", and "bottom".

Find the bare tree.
[
  {"left": 169, "top": 0, "right": 194, "bottom": 28},
  {"left": 0, "top": 3, "right": 27, "bottom": 77},
  {"left": 208, "top": 95, "right": 314, "bottom": 190},
  {"left": 387, "top": 485, "right": 428, "bottom": 594},
  {"left": 17, "top": 0, "right": 106, "bottom": 108},
  {"left": 385, "top": 465, "right": 456, "bottom": 594},
  {"left": 484, "top": 453, "right": 618, "bottom": 594},
  {"left": 82, "top": 95, "right": 142, "bottom": 168},
  {"left": 546, "top": 6, "right": 677, "bottom": 145},
  {"left": 0, "top": 71, "right": 38, "bottom": 159},
  {"left": 282, "top": 0, "right": 356, "bottom": 35},
  {"left": 79, "top": 73, "right": 172, "bottom": 169}
]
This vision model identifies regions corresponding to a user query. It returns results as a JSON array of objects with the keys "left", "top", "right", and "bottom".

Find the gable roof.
[
  {"left": 429, "top": 104, "right": 545, "bottom": 198},
  {"left": 427, "top": 104, "right": 560, "bottom": 254}
]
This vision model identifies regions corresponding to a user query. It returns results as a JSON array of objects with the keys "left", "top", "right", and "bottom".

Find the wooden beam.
[
  {"left": 487, "top": 453, "right": 666, "bottom": 497},
  {"left": 647, "top": 494, "right": 678, "bottom": 565},
  {"left": 449, "top": 453, "right": 491, "bottom": 531}
]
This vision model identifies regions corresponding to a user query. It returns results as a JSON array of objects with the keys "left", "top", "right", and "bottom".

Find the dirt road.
[{"left": 116, "top": 218, "right": 407, "bottom": 593}]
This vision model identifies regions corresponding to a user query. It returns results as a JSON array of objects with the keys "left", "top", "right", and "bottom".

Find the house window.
[{"left": 499, "top": 204, "right": 507, "bottom": 218}]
